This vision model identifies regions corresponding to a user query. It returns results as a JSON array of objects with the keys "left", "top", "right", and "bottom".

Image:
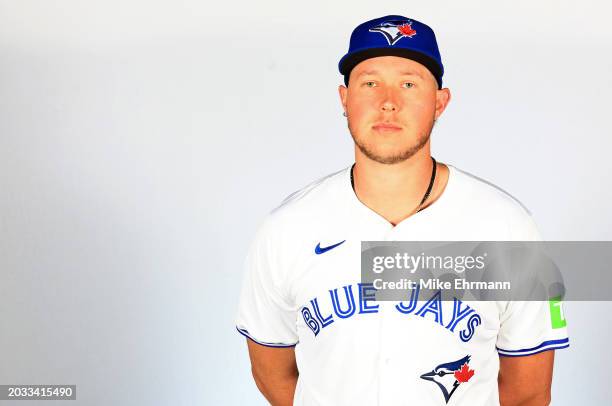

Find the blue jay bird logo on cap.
[
  {"left": 420, "top": 355, "right": 475, "bottom": 403},
  {"left": 369, "top": 19, "right": 418, "bottom": 46}
]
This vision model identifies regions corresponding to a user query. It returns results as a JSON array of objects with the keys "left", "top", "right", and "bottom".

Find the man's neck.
[{"left": 352, "top": 149, "right": 449, "bottom": 226}]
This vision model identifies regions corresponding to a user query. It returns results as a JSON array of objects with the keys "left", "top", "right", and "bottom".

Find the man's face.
[{"left": 339, "top": 56, "right": 450, "bottom": 165}]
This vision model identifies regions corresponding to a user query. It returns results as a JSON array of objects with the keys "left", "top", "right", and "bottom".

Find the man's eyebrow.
[{"left": 356, "top": 70, "right": 424, "bottom": 79}]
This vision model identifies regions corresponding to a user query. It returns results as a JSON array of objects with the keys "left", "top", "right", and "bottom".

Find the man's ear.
[
  {"left": 434, "top": 88, "right": 451, "bottom": 120},
  {"left": 338, "top": 84, "right": 348, "bottom": 114}
]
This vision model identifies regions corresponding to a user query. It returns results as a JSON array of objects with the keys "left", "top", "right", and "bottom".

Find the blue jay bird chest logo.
[
  {"left": 369, "top": 20, "right": 418, "bottom": 45},
  {"left": 420, "top": 355, "right": 475, "bottom": 403}
]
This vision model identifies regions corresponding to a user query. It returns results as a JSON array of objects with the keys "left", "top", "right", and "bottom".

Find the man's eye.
[
  {"left": 364, "top": 81, "right": 376, "bottom": 87},
  {"left": 403, "top": 82, "right": 415, "bottom": 89}
]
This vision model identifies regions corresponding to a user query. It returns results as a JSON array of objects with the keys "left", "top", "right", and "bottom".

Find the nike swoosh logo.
[{"left": 315, "top": 240, "right": 346, "bottom": 255}]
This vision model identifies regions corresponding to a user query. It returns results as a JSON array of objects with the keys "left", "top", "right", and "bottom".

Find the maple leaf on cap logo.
[
  {"left": 454, "top": 363, "right": 475, "bottom": 383},
  {"left": 398, "top": 23, "right": 417, "bottom": 37}
]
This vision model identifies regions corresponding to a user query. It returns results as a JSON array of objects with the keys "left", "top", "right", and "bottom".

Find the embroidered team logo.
[
  {"left": 420, "top": 355, "right": 475, "bottom": 403},
  {"left": 369, "top": 19, "right": 417, "bottom": 46}
]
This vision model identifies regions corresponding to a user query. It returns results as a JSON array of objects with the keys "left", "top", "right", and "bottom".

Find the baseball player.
[{"left": 236, "top": 15, "right": 569, "bottom": 405}]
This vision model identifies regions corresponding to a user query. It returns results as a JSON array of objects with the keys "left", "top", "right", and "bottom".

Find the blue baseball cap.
[{"left": 338, "top": 15, "right": 444, "bottom": 89}]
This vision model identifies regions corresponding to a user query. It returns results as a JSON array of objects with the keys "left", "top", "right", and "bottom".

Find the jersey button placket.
[
  {"left": 378, "top": 226, "right": 394, "bottom": 405},
  {"left": 377, "top": 300, "right": 394, "bottom": 405},
  {"left": 379, "top": 224, "right": 402, "bottom": 405}
]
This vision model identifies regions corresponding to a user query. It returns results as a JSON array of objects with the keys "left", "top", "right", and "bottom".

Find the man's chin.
[
  {"left": 351, "top": 130, "right": 431, "bottom": 164},
  {"left": 357, "top": 145, "right": 420, "bottom": 165}
]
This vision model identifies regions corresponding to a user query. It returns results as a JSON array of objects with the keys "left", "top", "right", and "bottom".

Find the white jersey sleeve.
[
  {"left": 235, "top": 214, "right": 298, "bottom": 347},
  {"left": 496, "top": 299, "right": 569, "bottom": 356},
  {"left": 496, "top": 212, "right": 570, "bottom": 356}
]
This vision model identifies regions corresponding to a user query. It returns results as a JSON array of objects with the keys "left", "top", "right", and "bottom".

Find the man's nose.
[
  {"left": 382, "top": 101, "right": 396, "bottom": 112},
  {"left": 380, "top": 88, "right": 399, "bottom": 112}
]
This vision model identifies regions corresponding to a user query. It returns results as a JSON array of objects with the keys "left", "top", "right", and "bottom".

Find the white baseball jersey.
[{"left": 236, "top": 164, "right": 569, "bottom": 406}]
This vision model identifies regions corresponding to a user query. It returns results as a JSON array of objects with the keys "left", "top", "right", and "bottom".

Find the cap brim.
[{"left": 339, "top": 48, "right": 443, "bottom": 89}]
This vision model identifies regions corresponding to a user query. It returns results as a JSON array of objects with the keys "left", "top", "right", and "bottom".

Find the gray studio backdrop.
[{"left": 1, "top": 1, "right": 611, "bottom": 405}]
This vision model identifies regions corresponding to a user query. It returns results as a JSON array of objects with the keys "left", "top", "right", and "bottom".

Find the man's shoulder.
[
  {"left": 252, "top": 166, "right": 350, "bottom": 247},
  {"left": 269, "top": 166, "right": 350, "bottom": 217},
  {"left": 449, "top": 165, "right": 533, "bottom": 217},
  {"left": 447, "top": 165, "right": 541, "bottom": 240}
]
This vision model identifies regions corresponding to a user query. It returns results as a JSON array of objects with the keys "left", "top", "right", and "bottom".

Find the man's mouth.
[{"left": 372, "top": 123, "right": 402, "bottom": 132}]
